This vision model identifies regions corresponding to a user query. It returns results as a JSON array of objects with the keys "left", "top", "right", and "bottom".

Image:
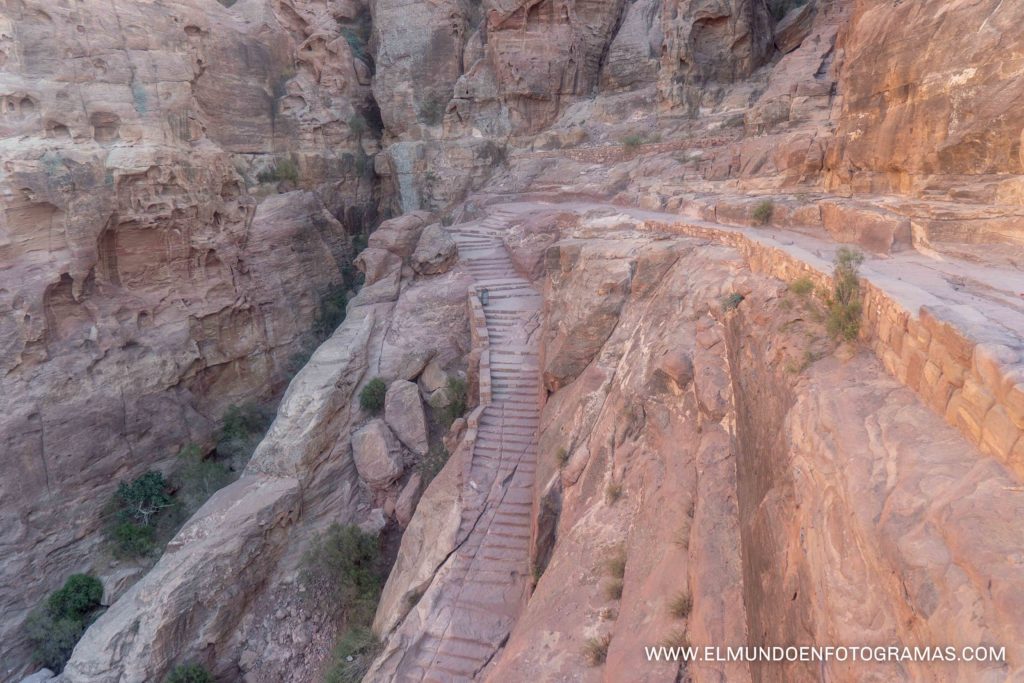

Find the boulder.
[
  {"left": 352, "top": 420, "right": 405, "bottom": 487},
  {"left": 385, "top": 381, "right": 430, "bottom": 456},
  {"left": 419, "top": 359, "right": 449, "bottom": 393},
  {"left": 355, "top": 248, "right": 403, "bottom": 285},
  {"left": 411, "top": 224, "right": 458, "bottom": 275},
  {"left": 368, "top": 211, "right": 434, "bottom": 259},
  {"left": 395, "top": 473, "right": 424, "bottom": 526},
  {"left": 18, "top": 670, "right": 55, "bottom": 683}
]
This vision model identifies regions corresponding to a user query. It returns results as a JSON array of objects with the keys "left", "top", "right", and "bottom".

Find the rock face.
[
  {"left": 352, "top": 419, "right": 405, "bottom": 487},
  {"left": 61, "top": 232, "right": 473, "bottom": 680},
  {"left": 384, "top": 380, "right": 429, "bottom": 456},
  {"left": 0, "top": 0, "right": 377, "bottom": 670},
  {"left": 827, "top": 0, "right": 1024, "bottom": 202},
  {"left": 7, "top": 0, "right": 1024, "bottom": 678},
  {"left": 658, "top": 0, "right": 774, "bottom": 111}
]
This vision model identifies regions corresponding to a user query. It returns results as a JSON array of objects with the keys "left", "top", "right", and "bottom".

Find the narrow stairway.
[{"left": 400, "top": 211, "right": 542, "bottom": 681}]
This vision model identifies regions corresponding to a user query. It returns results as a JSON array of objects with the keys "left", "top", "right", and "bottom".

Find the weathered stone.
[
  {"left": 419, "top": 359, "right": 449, "bottom": 393},
  {"left": 395, "top": 473, "right": 424, "bottom": 526},
  {"left": 774, "top": 1, "right": 816, "bottom": 54},
  {"left": 352, "top": 419, "right": 405, "bottom": 487},
  {"left": 411, "top": 224, "right": 458, "bottom": 275},
  {"left": 820, "top": 201, "right": 913, "bottom": 253},
  {"left": 0, "top": 0, "right": 376, "bottom": 666},
  {"left": 385, "top": 381, "right": 429, "bottom": 456},
  {"left": 368, "top": 211, "right": 434, "bottom": 259}
]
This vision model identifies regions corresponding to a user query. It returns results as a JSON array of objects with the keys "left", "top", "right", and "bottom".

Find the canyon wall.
[
  {"left": 4, "top": 0, "right": 1024, "bottom": 679},
  {"left": 0, "top": 0, "right": 378, "bottom": 672}
]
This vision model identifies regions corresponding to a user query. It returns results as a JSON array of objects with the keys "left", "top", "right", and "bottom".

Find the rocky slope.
[
  {"left": 0, "top": 0, "right": 378, "bottom": 673},
  {"left": 5, "top": 0, "right": 1024, "bottom": 680}
]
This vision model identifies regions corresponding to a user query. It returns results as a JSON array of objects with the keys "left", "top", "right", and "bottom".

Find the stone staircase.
[{"left": 401, "top": 211, "right": 542, "bottom": 681}]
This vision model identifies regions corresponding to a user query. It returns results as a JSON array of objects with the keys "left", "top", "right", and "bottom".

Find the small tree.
[
  {"left": 359, "top": 378, "right": 387, "bottom": 413},
  {"left": 115, "top": 471, "right": 174, "bottom": 528},
  {"left": 825, "top": 247, "right": 864, "bottom": 341}
]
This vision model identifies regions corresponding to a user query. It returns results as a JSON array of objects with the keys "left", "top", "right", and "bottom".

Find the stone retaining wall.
[
  {"left": 639, "top": 217, "right": 1024, "bottom": 478},
  {"left": 463, "top": 287, "right": 493, "bottom": 484}
]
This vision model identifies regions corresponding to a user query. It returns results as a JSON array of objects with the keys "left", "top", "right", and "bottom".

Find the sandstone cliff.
[
  {"left": 0, "top": 0, "right": 378, "bottom": 672},
  {"left": 5, "top": 0, "right": 1024, "bottom": 680}
]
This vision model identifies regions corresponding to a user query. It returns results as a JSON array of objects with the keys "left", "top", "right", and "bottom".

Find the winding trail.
[{"left": 405, "top": 210, "right": 543, "bottom": 681}]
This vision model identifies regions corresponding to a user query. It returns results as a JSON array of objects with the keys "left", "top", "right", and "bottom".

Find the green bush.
[
  {"left": 257, "top": 157, "right": 299, "bottom": 184},
  {"left": 348, "top": 113, "right": 367, "bottom": 137},
  {"left": 303, "top": 525, "right": 385, "bottom": 683},
  {"left": 24, "top": 574, "right": 103, "bottom": 671},
  {"left": 752, "top": 200, "right": 774, "bottom": 225},
  {"left": 360, "top": 378, "right": 387, "bottom": 414},
  {"left": 173, "top": 444, "right": 231, "bottom": 513},
  {"left": 104, "top": 471, "right": 175, "bottom": 556},
  {"left": 217, "top": 402, "right": 274, "bottom": 468},
  {"left": 165, "top": 663, "right": 213, "bottom": 683},
  {"left": 825, "top": 247, "right": 864, "bottom": 341},
  {"left": 417, "top": 94, "right": 448, "bottom": 125},
  {"left": 110, "top": 521, "right": 157, "bottom": 557},
  {"left": 115, "top": 471, "right": 174, "bottom": 527},
  {"left": 47, "top": 574, "right": 103, "bottom": 621}
]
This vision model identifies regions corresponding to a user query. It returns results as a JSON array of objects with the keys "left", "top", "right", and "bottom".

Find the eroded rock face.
[
  {"left": 827, "top": 0, "right": 1024, "bottom": 202},
  {"left": 658, "top": 0, "right": 774, "bottom": 111},
  {"left": 62, "top": 235, "right": 474, "bottom": 680},
  {"left": 0, "top": 0, "right": 377, "bottom": 669}
]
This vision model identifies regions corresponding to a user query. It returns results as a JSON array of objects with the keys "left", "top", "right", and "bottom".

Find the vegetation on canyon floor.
[
  {"left": 301, "top": 524, "right": 387, "bottom": 683},
  {"left": 24, "top": 574, "right": 103, "bottom": 672},
  {"left": 164, "top": 662, "right": 214, "bottom": 683}
]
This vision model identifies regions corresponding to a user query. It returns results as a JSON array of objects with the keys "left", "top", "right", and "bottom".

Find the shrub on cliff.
[
  {"left": 752, "top": 200, "right": 774, "bottom": 225},
  {"left": 173, "top": 444, "right": 232, "bottom": 513},
  {"left": 301, "top": 524, "right": 383, "bottom": 619},
  {"left": 164, "top": 662, "right": 213, "bottom": 683},
  {"left": 24, "top": 574, "right": 103, "bottom": 671},
  {"left": 360, "top": 378, "right": 387, "bottom": 414},
  {"left": 104, "top": 471, "right": 176, "bottom": 557},
  {"left": 825, "top": 247, "right": 864, "bottom": 341}
]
